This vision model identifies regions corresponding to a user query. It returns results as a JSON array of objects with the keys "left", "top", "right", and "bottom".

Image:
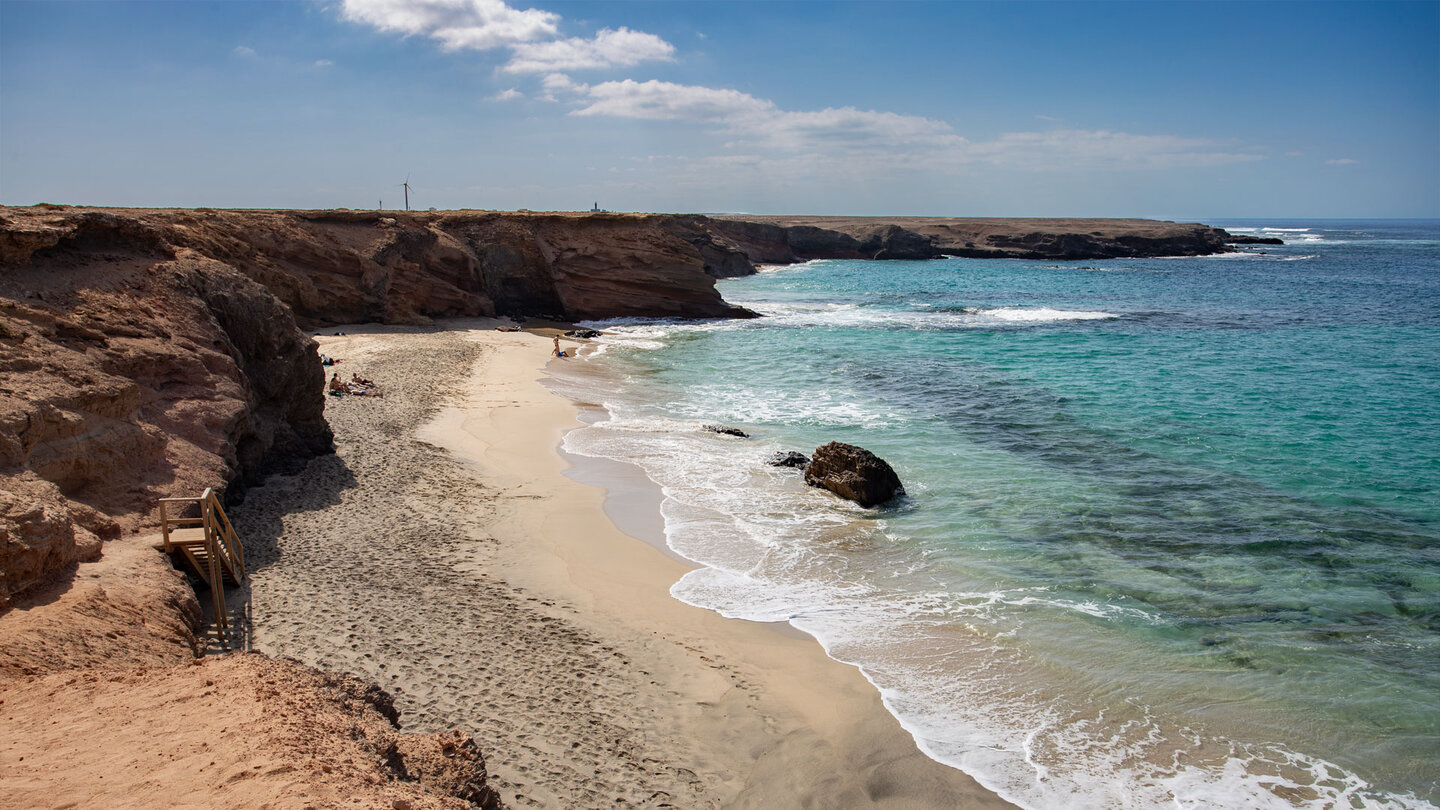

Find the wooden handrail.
[
  {"left": 157, "top": 487, "right": 246, "bottom": 639},
  {"left": 210, "top": 495, "right": 246, "bottom": 580},
  {"left": 202, "top": 495, "right": 225, "bottom": 634}
]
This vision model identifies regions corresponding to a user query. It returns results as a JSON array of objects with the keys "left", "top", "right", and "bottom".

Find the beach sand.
[{"left": 233, "top": 320, "right": 1015, "bottom": 809}]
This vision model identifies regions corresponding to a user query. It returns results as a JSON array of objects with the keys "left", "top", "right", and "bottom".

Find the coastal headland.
[
  {"left": 0, "top": 204, "right": 1253, "bottom": 807},
  {"left": 704, "top": 214, "right": 1272, "bottom": 267}
]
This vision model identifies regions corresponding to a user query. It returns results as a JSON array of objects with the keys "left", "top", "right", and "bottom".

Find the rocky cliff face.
[
  {"left": 0, "top": 206, "right": 753, "bottom": 605},
  {"left": 708, "top": 215, "right": 1245, "bottom": 263},
  {"left": 0, "top": 212, "right": 335, "bottom": 605}
]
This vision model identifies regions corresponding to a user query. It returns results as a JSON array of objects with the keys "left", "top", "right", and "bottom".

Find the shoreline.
[
  {"left": 247, "top": 320, "right": 1017, "bottom": 808},
  {"left": 424, "top": 323, "right": 1018, "bottom": 808}
]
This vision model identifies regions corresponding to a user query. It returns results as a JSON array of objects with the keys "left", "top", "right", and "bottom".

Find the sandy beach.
[{"left": 231, "top": 320, "right": 1015, "bottom": 809}]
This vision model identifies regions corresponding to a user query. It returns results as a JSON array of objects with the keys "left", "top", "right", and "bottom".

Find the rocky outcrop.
[
  {"left": 767, "top": 451, "right": 810, "bottom": 469},
  {"left": 804, "top": 442, "right": 905, "bottom": 507},
  {"left": 709, "top": 215, "right": 1253, "bottom": 264},
  {"left": 691, "top": 217, "right": 944, "bottom": 265},
  {"left": 0, "top": 219, "right": 338, "bottom": 605},
  {"left": 1223, "top": 234, "right": 1285, "bottom": 245},
  {"left": 685, "top": 218, "right": 793, "bottom": 267},
  {"left": 0, "top": 205, "right": 762, "bottom": 606},
  {"left": 173, "top": 208, "right": 755, "bottom": 323}
]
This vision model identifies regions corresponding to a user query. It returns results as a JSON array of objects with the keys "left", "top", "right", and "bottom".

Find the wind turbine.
[{"left": 398, "top": 176, "right": 411, "bottom": 211}]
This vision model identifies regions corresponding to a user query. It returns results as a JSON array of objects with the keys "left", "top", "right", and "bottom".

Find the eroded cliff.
[
  {"left": 0, "top": 206, "right": 753, "bottom": 606},
  {"left": 704, "top": 215, "right": 1251, "bottom": 263}
]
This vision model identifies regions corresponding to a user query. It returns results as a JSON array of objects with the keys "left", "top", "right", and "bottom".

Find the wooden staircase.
[{"left": 157, "top": 488, "right": 246, "bottom": 637}]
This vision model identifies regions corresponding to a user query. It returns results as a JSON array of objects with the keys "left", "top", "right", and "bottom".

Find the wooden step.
[
  {"left": 162, "top": 536, "right": 242, "bottom": 586},
  {"left": 157, "top": 488, "right": 247, "bottom": 640}
]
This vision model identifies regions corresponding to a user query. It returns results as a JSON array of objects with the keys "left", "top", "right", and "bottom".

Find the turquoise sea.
[{"left": 547, "top": 221, "right": 1440, "bottom": 809}]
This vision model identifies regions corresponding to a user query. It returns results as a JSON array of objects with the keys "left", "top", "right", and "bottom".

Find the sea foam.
[{"left": 554, "top": 233, "right": 1440, "bottom": 808}]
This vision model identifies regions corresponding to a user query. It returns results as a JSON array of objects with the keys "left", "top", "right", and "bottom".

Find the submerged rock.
[
  {"left": 703, "top": 424, "right": 750, "bottom": 438},
  {"left": 767, "top": 451, "right": 810, "bottom": 469},
  {"left": 804, "top": 442, "right": 904, "bottom": 507}
]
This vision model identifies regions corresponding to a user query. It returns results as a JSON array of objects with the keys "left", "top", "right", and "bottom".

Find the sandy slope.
[
  {"left": 0, "top": 652, "right": 499, "bottom": 810},
  {"left": 230, "top": 320, "right": 1015, "bottom": 809},
  {"left": 0, "top": 532, "right": 502, "bottom": 810}
]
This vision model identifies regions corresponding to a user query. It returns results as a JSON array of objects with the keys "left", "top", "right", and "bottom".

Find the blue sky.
[{"left": 2, "top": 0, "right": 1436, "bottom": 218}]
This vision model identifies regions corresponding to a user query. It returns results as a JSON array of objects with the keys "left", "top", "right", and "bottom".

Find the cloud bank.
[
  {"left": 565, "top": 78, "right": 1260, "bottom": 171},
  {"left": 339, "top": 2, "right": 1262, "bottom": 175}
]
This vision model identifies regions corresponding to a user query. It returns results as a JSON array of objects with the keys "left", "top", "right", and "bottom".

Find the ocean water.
[{"left": 545, "top": 220, "right": 1440, "bottom": 809}]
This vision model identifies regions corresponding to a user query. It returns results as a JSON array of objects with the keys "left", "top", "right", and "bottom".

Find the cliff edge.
[
  {"left": 700, "top": 215, "right": 1252, "bottom": 265},
  {"left": 0, "top": 206, "right": 757, "bottom": 606}
]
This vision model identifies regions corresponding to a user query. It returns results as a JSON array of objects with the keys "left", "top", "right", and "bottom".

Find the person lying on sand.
[{"left": 342, "top": 376, "right": 382, "bottom": 397}]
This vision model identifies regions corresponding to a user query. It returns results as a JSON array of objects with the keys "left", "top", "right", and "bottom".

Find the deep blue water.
[{"left": 553, "top": 220, "right": 1440, "bottom": 809}]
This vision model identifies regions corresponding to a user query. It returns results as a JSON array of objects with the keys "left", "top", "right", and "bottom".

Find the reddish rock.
[{"left": 0, "top": 205, "right": 760, "bottom": 606}]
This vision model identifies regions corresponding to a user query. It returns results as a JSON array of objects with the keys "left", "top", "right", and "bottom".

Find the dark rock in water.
[
  {"left": 804, "top": 442, "right": 904, "bottom": 507},
  {"left": 564, "top": 328, "right": 602, "bottom": 338},
  {"left": 703, "top": 424, "right": 750, "bottom": 438},
  {"left": 1222, "top": 233, "right": 1285, "bottom": 245},
  {"left": 767, "top": 451, "right": 810, "bottom": 468}
]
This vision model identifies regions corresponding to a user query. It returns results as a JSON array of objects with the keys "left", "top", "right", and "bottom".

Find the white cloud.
[
  {"left": 339, "top": 0, "right": 559, "bottom": 51},
  {"left": 574, "top": 79, "right": 774, "bottom": 122},
  {"left": 339, "top": 1, "right": 676, "bottom": 85},
  {"left": 315, "top": 59, "right": 335, "bottom": 67},
  {"left": 1326, "top": 157, "right": 1359, "bottom": 165},
  {"left": 503, "top": 27, "right": 675, "bottom": 73},
  {"left": 233, "top": 45, "right": 256, "bottom": 57},
  {"left": 569, "top": 79, "right": 1265, "bottom": 172},
  {"left": 492, "top": 88, "right": 524, "bottom": 101}
]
